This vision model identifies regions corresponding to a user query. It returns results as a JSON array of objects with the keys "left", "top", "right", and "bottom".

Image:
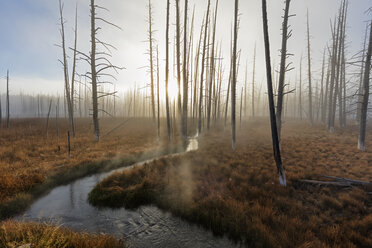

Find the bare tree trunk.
[
  {"left": 193, "top": 17, "right": 203, "bottom": 122},
  {"left": 90, "top": 0, "right": 100, "bottom": 140},
  {"left": 356, "top": 24, "right": 368, "bottom": 122},
  {"left": 165, "top": 0, "right": 171, "bottom": 140},
  {"left": 6, "top": 70, "right": 10, "bottom": 128},
  {"left": 322, "top": 53, "right": 331, "bottom": 123},
  {"left": 239, "top": 87, "right": 243, "bottom": 128},
  {"left": 244, "top": 61, "right": 248, "bottom": 120},
  {"left": 148, "top": 0, "right": 156, "bottom": 123},
  {"left": 56, "top": 98, "right": 60, "bottom": 151},
  {"left": 157, "top": 46, "right": 160, "bottom": 138},
  {"left": 70, "top": 4, "right": 78, "bottom": 137},
  {"left": 276, "top": 0, "right": 291, "bottom": 139},
  {"left": 358, "top": 19, "right": 372, "bottom": 151},
  {"left": 252, "top": 44, "right": 256, "bottom": 117},
  {"left": 59, "top": 0, "right": 74, "bottom": 136},
  {"left": 306, "top": 10, "right": 313, "bottom": 125},
  {"left": 198, "top": 0, "right": 211, "bottom": 135},
  {"left": 261, "top": 0, "right": 286, "bottom": 186},
  {"left": 182, "top": 0, "right": 189, "bottom": 138},
  {"left": 320, "top": 48, "right": 326, "bottom": 123},
  {"left": 46, "top": 99, "right": 53, "bottom": 139},
  {"left": 207, "top": 0, "right": 219, "bottom": 131},
  {"left": 299, "top": 56, "right": 302, "bottom": 120},
  {"left": 341, "top": 2, "right": 348, "bottom": 128},
  {"left": 231, "top": 0, "right": 238, "bottom": 150},
  {"left": 225, "top": 28, "right": 233, "bottom": 128},
  {"left": 175, "top": 0, "right": 182, "bottom": 117}
]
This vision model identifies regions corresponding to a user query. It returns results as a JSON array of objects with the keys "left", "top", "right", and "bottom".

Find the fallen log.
[
  {"left": 320, "top": 176, "right": 372, "bottom": 186},
  {"left": 298, "top": 179, "right": 352, "bottom": 187}
]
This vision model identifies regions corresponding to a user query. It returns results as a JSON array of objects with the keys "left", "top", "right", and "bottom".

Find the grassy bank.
[
  {"left": 0, "top": 118, "right": 185, "bottom": 219},
  {"left": 89, "top": 120, "right": 372, "bottom": 247},
  {"left": 0, "top": 145, "right": 184, "bottom": 220},
  {"left": 0, "top": 220, "right": 125, "bottom": 248}
]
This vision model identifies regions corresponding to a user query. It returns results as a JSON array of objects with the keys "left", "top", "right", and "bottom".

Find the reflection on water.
[{"left": 17, "top": 137, "right": 238, "bottom": 248}]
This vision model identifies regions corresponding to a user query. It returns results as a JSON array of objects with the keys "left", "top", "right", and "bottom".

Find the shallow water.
[{"left": 18, "top": 136, "right": 238, "bottom": 248}]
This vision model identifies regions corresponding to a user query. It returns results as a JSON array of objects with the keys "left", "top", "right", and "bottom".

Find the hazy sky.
[{"left": 0, "top": 0, "right": 370, "bottom": 96}]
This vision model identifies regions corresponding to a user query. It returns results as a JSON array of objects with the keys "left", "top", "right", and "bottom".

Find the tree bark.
[
  {"left": 165, "top": 0, "right": 172, "bottom": 140},
  {"left": 207, "top": 0, "right": 219, "bottom": 130},
  {"left": 198, "top": 0, "right": 211, "bottom": 135},
  {"left": 276, "top": 0, "right": 291, "bottom": 139},
  {"left": 261, "top": 0, "right": 287, "bottom": 186},
  {"left": 59, "top": 0, "right": 74, "bottom": 136},
  {"left": 306, "top": 10, "right": 313, "bottom": 125},
  {"left": 148, "top": 0, "right": 156, "bottom": 124},
  {"left": 70, "top": 4, "right": 78, "bottom": 137},
  {"left": 90, "top": 0, "right": 100, "bottom": 140},
  {"left": 231, "top": 0, "right": 239, "bottom": 150},
  {"left": 358, "top": 20, "right": 372, "bottom": 151},
  {"left": 252, "top": 44, "right": 256, "bottom": 117},
  {"left": 157, "top": 46, "right": 160, "bottom": 138},
  {"left": 182, "top": 0, "right": 189, "bottom": 138},
  {"left": 175, "top": 0, "right": 182, "bottom": 117}
]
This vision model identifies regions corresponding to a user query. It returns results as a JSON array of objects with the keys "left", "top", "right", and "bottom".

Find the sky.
[{"left": 0, "top": 0, "right": 370, "bottom": 97}]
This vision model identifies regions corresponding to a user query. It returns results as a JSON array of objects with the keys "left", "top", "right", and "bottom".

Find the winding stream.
[{"left": 17, "top": 136, "right": 238, "bottom": 248}]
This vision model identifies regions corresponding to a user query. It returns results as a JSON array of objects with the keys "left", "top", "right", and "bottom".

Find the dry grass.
[
  {"left": 90, "top": 119, "right": 372, "bottom": 248},
  {"left": 0, "top": 118, "right": 183, "bottom": 219},
  {"left": 0, "top": 220, "right": 125, "bottom": 248}
]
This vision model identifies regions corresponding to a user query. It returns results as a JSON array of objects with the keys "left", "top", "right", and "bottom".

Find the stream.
[{"left": 17, "top": 136, "right": 239, "bottom": 248}]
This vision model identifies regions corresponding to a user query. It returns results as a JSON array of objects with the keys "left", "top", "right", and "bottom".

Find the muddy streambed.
[{"left": 17, "top": 137, "right": 238, "bottom": 248}]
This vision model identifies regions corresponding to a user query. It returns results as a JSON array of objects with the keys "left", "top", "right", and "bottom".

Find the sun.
[{"left": 167, "top": 81, "right": 179, "bottom": 101}]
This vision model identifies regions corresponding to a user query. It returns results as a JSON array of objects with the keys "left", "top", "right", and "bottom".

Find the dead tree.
[
  {"left": 198, "top": 0, "right": 211, "bottom": 135},
  {"left": 356, "top": 24, "right": 369, "bottom": 122},
  {"left": 181, "top": 0, "right": 189, "bottom": 138},
  {"left": 252, "top": 44, "right": 256, "bottom": 117},
  {"left": 58, "top": 0, "right": 74, "bottom": 136},
  {"left": 157, "top": 46, "right": 160, "bottom": 138},
  {"left": 148, "top": 0, "right": 156, "bottom": 123},
  {"left": 328, "top": 17, "right": 339, "bottom": 132},
  {"left": 358, "top": 20, "right": 372, "bottom": 151},
  {"left": 306, "top": 10, "right": 313, "bottom": 125},
  {"left": 56, "top": 98, "right": 60, "bottom": 151},
  {"left": 193, "top": 17, "right": 204, "bottom": 121},
  {"left": 224, "top": 33, "right": 232, "bottom": 128},
  {"left": 276, "top": 0, "right": 293, "bottom": 138},
  {"left": 322, "top": 52, "right": 331, "bottom": 123},
  {"left": 70, "top": 4, "right": 78, "bottom": 136},
  {"left": 231, "top": 0, "right": 238, "bottom": 150},
  {"left": 165, "top": 0, "right": 172, "bottom": 140},
  {"left": 320, "top": 48, "right": 326, "bottom": 123},
  {"left": 239, "top": 87, "right": 243, "bottom": 128},
  {"left": 6, "top": 70, "right": 10, "bottom": 128},
  {"left": 84, "top": 0, "right": 123, "bottom": 140},
  {"left": 207, "top": 0, "right": 219, "bottom": 130},
  {"left": 261, "top": 0, "right": 287, "bottom": 186},
  {"left": 299, "top": 57, "right": 303, "bottom": 119},
  {"left": 46, "top": 99, "right": 53, "bottom": 138},
  {"left": 175, "top": 0, "right": 182, "bottom": 117}
]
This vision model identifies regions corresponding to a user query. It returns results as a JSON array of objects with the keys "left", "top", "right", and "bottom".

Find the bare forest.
[{"left": 0, "top": 0, "right": 371, "bottom": 247}]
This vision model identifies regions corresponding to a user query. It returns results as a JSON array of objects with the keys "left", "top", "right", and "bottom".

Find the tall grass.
[
  {"left": 89, "top": 120, "right": 372, "bottom": 247},
  {"left": 0, "top": 221, "right": 125, "bottom": 248}
]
